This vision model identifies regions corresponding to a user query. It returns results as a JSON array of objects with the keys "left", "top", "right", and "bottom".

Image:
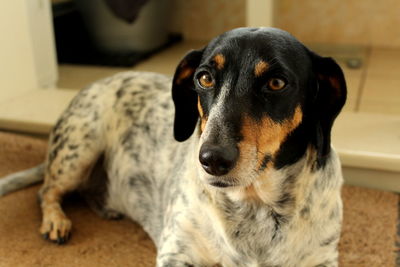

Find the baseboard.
[{"left": 343, "top": 166, "right": 400, "bottom": 192}]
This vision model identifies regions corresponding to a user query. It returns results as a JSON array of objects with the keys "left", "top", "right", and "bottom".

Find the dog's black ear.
[
  {"left": 310, "top": 52, "right": 347, "bottom": 165},
  {"left": 172, "top": 49, "right": 204, "bottom": 142}
]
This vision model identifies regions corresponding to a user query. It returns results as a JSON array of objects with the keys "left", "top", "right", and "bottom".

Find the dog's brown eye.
[
  {"left": 197, "top": 72, "right": 215, "bottom": 89},
  {"left": 267, "top": 78, "right": 286, "bottom": 90}
]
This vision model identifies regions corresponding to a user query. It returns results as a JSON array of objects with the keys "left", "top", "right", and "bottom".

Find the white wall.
[
  {"left": 246, "top": 0, "right": 274, "bottom": 27},
  {"left": 0, "top": 0, "right": 57, "bottom": 101},
  {"left": 26, "top": 0, "right": 58, "bottom": 89}
]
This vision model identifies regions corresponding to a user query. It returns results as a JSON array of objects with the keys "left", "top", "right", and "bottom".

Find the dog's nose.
[{"left": 199, "top": 143, "right": 238, "bottom": 176}]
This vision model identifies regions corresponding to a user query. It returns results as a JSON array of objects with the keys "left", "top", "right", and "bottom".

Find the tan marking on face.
[
  {"left": 197, "top": 97, "right": 203, "bottom": 118},
  {"left": 176, "top": 67, "right": 194, "bottom": 85},
  {"left": 214, "top": 54, "right": 225, "bottom": 70},
  {"left": 254, "top": 60, "right": 269, "bottom": 77},
  {"left": 197, "top": 96, "right": 207, "bottom": 133},
  {"left": 240, "top": 105, "right": 303, "bottom": 170}
]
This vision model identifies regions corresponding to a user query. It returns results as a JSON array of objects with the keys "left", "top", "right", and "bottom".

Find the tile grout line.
[{"left": 354, "top": 46, "right": 372, "bottom": 112}]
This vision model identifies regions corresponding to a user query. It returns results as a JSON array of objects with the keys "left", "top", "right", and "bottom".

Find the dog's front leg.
[
  {"left": 156, "top": 234, "right": 223, "bottom": 267},
  {"left": 156, "top": 238, "right": 198, "bottom": 267},
  {"left": 156, "top": 255, "right": 195, "bottom": 267},
  {"left": 157, "top": 255, "right": 221, "bottom": 267},
  {"left": 156, "top": 230, "right": 218, "bottom": 267}
]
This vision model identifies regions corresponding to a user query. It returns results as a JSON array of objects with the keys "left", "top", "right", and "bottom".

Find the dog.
[{"left": 0, "top": 27, "right": 346, "bottom": 266}]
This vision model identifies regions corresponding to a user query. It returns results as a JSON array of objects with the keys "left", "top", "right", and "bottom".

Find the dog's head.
[{"left": 172, "top": 27, "right": 346, "bottom": 189}]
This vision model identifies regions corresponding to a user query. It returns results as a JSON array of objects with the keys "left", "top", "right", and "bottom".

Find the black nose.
[{"left": 199, "top": 143, "right": 238, "bottom": 176}]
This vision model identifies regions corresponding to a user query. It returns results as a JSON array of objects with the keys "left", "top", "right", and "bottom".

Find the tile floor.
[
  {"left": 359, "top": 49, "right": 400, "bottom": 114},
  {"left": 337, "top": 47, "right": 400, "bottom": 115},
  {"left": 57, "top": 41, "right": 206, "bottom": 89}
]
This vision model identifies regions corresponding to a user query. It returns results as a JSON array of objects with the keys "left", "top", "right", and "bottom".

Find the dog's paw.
[{"left": 40, "top": 214, "right": 72, "bottom": 245}]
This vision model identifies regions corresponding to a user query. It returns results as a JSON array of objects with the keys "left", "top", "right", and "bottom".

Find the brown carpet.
[{"left": 0, "top": 131, "right": 398, "bottom": 267}]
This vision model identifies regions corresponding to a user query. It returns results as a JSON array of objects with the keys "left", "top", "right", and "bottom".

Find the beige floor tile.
[
  {"left": 58, "top": 41, "right": 206, "bottom": 89},
  {"left": 359, "top": 48, "right": 400, "bottom": 114},
  {"left": 333, "top": 111, "right": 400, "bottom": 172},
  {"left": 132, "top": 41, "right": 206, "bottom": 75},
  {"left": 359, "top": 78, "right": 400, "bottom": 114},
  {"left": 57, "top": 65, "right": 127, "bottom": 90},
  {"left": 366, "top": 48, "right": 400, "bottom": 79},
  {"left": 0, "top": 89, "right": 77, "bottom": 134}
]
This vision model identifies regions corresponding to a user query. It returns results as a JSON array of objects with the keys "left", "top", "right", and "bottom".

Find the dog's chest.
[
  {"left": 184, "top": 196, "right": 339, "bottom": 266},
  {"left": 171, "top": 161, "right": 342, "bottom": 267}
]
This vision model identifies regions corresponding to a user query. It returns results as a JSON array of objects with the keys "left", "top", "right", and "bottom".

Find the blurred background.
[{"left": 0, "top": 1, "right": 399, "bottom": 266}]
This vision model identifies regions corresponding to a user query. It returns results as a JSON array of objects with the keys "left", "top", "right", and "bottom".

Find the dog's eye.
[
  {"left": 267, "top": 78, "right": 286, "bottom": 91},
  {"left": 197, "top": 72, "right": 215, "bottom": 89}
]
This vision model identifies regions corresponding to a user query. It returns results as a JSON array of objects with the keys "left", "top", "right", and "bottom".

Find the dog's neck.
[{"left": 200, "top": 147, "right": 319, "bottom": 215}]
